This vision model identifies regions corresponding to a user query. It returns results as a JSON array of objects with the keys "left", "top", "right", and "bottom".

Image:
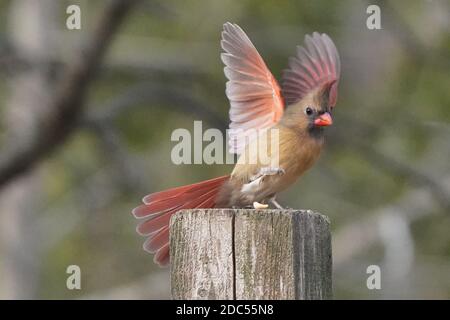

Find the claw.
[
  {"left": 253, "top": 201, "right": 269, "bottom": 209},
  {"left": 249, "top": 167, "right": 285, "bottom": 183}
]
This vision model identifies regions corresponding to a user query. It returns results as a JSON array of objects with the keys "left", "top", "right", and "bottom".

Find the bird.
[{"left": 132, "top": 22, "right": 341, "bottom": 267}]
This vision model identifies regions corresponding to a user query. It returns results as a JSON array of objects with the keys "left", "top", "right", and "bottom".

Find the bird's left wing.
[
  {"left": 221, "top": 22, "right": 285, "bottom": 154},
  {"left": 281, "top": 32, "right": 340, "bottom": 108}
]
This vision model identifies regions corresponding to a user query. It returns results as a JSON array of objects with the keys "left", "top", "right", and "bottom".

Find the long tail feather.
[{"left": 132, "top": 175, "right": 229, "bottom": 267}]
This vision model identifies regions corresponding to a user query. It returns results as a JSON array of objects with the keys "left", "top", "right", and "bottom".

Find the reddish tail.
[{"left": 132, "top": 175, "right": 229, "bottom": 267}]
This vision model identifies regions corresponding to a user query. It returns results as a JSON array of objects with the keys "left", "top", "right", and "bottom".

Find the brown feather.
[{"left": 218, "top": 93, "right": 325, "bottom": 208}]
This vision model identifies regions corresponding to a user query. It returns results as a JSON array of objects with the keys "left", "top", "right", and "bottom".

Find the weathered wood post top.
[{"left": 170, "top": 209, "right": 332, "bottom": 300}]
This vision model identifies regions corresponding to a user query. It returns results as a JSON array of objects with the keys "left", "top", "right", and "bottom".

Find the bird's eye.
[{"left": 305, "top": 107, "right": 313, "bottom": 116}]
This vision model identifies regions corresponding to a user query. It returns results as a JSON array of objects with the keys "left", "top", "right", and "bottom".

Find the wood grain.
[
  {"left": 170, "top": 209, "right": 332, "bottom": 300},
  {"left": 170, "top": 209, "right": 234, "bottom": 299}
]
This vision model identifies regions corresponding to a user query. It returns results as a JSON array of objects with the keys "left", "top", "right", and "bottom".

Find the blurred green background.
[{"left": 0, "top": 0, "right": 449, "bottom": 299}]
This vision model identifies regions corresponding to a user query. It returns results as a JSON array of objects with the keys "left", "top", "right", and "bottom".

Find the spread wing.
[
  {"left": 221, "top": 22, "right": 285, "bottom": 154},
  {"left": 281, "top": 32, "right": 340, "bottom": 108}
]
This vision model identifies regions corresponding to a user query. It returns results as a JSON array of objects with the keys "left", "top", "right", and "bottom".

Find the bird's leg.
[
  {"left": 269, "top": 196, "right": 285, "bottom": 209},
  {"left": 246, "top": 167, "right": 285, "bottom": 209},
  {"left": 269, "top": 196, "right": 290, "bottom": 210}
]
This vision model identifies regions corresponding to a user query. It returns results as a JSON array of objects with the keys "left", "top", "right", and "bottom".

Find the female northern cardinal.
[{"left": 132, "top": 22, "right": 341, "bottom": 266}]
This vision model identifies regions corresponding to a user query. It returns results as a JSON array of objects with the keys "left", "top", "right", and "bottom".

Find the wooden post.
[{"left": 170, "top": 209, "right": 332, "bottom": 300}]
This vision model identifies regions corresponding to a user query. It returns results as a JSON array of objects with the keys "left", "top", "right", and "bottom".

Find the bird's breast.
[{"left": 229, "top": 128, "right": 324, "bottom": 205}]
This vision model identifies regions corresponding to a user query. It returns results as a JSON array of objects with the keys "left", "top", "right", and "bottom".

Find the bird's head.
[{"left": 281, "top": 80, "right": 336, "bottom": 135}]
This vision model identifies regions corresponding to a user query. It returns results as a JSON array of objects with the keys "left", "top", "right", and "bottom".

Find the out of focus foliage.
[{"left": 0, "top": 0, "right": 449, "bottom": 299}]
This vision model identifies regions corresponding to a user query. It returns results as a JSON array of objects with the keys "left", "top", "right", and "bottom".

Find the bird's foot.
[
  {"left": 249, "top": 167, "right": 285, "bottom": 183},
  {"left": 259, "top": 167, "right": 285, "bottom": 176}
]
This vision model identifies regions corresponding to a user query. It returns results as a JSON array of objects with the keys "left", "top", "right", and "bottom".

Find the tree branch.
[
  {"left": 0, "top": 0, "right": 139, "bottom": 189},
  {"left": 84, "top": 82, "right": 227, "bottom": 130}
]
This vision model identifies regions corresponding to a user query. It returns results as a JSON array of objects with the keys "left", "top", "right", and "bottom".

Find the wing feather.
[
  {"left": 221, "top": 22, "right": 284, "bottom": 154},
  {"left": 281, "top": 32, "right": 341, "bottom": 108}
]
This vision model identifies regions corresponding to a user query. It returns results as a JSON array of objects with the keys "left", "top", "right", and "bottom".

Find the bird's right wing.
[{"left": 221, "top": 22, "right": 285, "bottom": 155}]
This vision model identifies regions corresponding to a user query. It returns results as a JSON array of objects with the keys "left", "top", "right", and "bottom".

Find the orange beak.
[{"left": 314, "top": 112, "right": 333, "bottom": 127}]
